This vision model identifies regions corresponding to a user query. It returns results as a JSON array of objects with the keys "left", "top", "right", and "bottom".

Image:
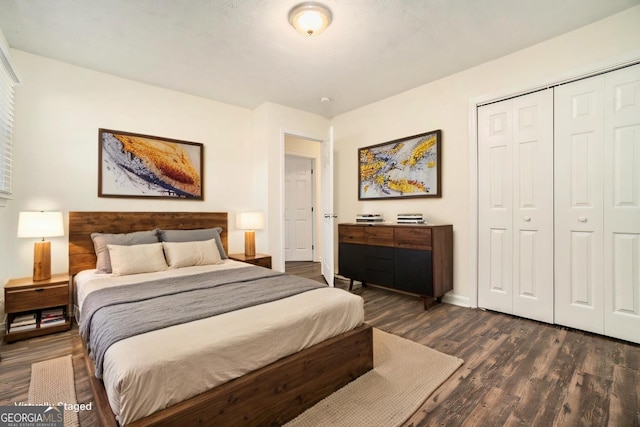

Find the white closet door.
[
  {"left": 603, "top": 64, "right": 640, "bottom": 343},
  {"left": 478, "top": 89, "right": 554, "bottom": 322},
  {"left": 554, "top": 76, "right": 605, "bottom": 334},
  {"left": 478, "top": 100, "right": 514, "bottom": 314},
  {"left": 511, "top": 91, "right": 554, "bottom": 322}
]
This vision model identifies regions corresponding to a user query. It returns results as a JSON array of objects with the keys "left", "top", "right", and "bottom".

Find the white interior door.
[
  {"left": 478, "top": 99, "right": 514, "bottom": 314},
  {"left": 511, "top": 90, "right": 554, "bottom": 322},
  {"left": 603, "top": 63, "right": 640, "bottom": 343},
  {"left": 477, "top": 64, "right": 639, "bottom": 342},
  {"left": 478, "top": 89, "right": 554, "bottom": 323},
  {"left": 554, "top": 75, "right": 605, "bottom": 334},
  {"left": 284, "top": 155, "right": 314, "bottom": 261},
  {"left": 321, "top": 127, "right": 335, "bottom": 286}
]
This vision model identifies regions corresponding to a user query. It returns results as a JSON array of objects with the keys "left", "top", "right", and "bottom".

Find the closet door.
[
  {"left": 555, "top": 64, "right": 640, "bottom": 342},
  {"left": 603, "top": 64, "right": 640, "bottom": 343},
  {"left": 478, "top": 89, "right": 554, "bottom": 322},
  {"left": 511, "top": 92, "right": 554, "bottom": 321},
  {"left": 478, "top": 99, "right": 514, "bottom": 314},
  {"left": 554, "top": 76, "right": 605, "bottom": 334}
]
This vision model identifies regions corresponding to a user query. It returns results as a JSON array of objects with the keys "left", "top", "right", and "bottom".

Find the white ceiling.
[{"left": 1, "top": 0, "right": 638, "bottom": 117}]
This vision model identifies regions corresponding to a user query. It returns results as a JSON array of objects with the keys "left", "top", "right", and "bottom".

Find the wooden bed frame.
[{"left": 68, "top": 211, "right": 373, "bottom": 426}]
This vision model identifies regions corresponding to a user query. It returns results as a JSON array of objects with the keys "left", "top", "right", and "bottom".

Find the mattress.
[{"left": 75, "top": 260, "right": 364, "bottom": 425}]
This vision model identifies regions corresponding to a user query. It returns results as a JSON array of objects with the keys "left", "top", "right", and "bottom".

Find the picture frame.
[
  {"left": 98, "top": 128, "right": 204, "bottom": 200},
  {"left": 358, "top": 129, "right": 441, "bottom": 200}
]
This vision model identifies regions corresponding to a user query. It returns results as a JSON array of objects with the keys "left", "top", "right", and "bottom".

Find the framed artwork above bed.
[{"left": 98, "top": 128, "right": 204, "bottom": 200}]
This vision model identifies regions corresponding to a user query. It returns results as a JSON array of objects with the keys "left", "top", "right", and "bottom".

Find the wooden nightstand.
[
  {"left": 4, "top": 273, "right": 71, "bottom": 343},
  {"left": 228, "top": 253, "right": 272, "bottom": 269}
]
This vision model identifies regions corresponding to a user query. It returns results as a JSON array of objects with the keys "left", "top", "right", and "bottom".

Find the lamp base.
[
  {"left": 33, "top": 240, "right": 52, "bottom": 281},
  {"left": 244, "top": 230, "right": 256, "bottom": 257}
]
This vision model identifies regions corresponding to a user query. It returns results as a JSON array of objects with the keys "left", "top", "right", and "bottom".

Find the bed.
[{"left": 69, "top": 211, "right": 373, "bottom": 426}]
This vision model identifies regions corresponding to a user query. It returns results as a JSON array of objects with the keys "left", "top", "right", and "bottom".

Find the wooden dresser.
[{"left": 338, "top": 223, "right": 453, "bottom": 309}]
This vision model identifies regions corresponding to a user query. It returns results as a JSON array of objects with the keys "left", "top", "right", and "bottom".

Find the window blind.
[{"left": 0, "top": 45, "right": 19, "bottom": 198}]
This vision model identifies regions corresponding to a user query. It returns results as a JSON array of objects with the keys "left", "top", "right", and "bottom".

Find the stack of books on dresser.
[
  {"left": 397, "top": 213, "right": 426, "bottom": 224},
  {"left": 9, "top": 313, "right": 36, "bottom": 332},
  {"left": 40, "top": 308, "right": 66, "bottom": 328},
  {"left": 356, "top": 214, "right": 384, "bottom": 223}
]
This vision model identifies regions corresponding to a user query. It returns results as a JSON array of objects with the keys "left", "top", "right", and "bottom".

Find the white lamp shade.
[
  {"left": 236, "top": 212, "right": 264, "bottom": 230},
  {"left": 17, "top": 211, "right": 65, "bottom": 238}
]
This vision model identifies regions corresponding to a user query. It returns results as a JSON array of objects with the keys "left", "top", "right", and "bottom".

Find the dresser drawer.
[
  {"left": 339, "top": 225, "right": 365, "bottom": 244},
  {"left": 5, "top": 284, "right": 69, "bottom": 313},
  {"left": 363, "top": 245, "right": 394, "bottom": 285},
  {"left": 395, "top": 227, "right": 432, "bottom": 250},
  {"left": 364, "top": 226, "right": 394, "bottom": 247}
]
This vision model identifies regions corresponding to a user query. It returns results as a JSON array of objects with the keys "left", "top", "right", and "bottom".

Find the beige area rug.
[
  {"left": 285, "top": 328, "right": 464, "bottom": 427},
  {"left": 28, "top": 355, "right": 80, "bottom": 427}
]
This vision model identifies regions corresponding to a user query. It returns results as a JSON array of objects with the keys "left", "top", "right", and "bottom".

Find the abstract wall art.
[
  {"left": 358, "top": 129, "right": 441, "bottom": 200},
  {"left": 98, "top": 129, "right": 204, "bottom": 200}
]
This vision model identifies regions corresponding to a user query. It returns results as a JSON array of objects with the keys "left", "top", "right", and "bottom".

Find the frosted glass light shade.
[
  {"left": 18, "top": 211, "right": 64, "bottom": 238},
  {"left": 289, "top": 2, "right": 332, "bottom": 36},
  {"left": 236, "top": 212, "right": 264, "bottom": 230}
]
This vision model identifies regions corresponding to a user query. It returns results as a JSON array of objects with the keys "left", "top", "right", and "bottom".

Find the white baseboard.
[{"left": 442, "top": 292, "right": 471, "bottom": 308}]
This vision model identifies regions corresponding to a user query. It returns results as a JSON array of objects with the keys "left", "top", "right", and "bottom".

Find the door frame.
[
  {"left": 468, "top": 52, "right": 640, "bottom": 309},
  {"left": 279, "top": 129, "right": 324, "bottom": 270},
  {"left": 284, "top": 153, "right": 317, "bottom": 262}
]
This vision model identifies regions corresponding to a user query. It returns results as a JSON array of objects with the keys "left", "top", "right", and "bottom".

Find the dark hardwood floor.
[
  {"left": 1, "top": 262, "right": 638, "bottom": 427},
  {"left": 0, "top": 321, "right": 97, "bottom": 426},
  {"left": 287, "top": 261, "right": 640, "bottom": 427}
]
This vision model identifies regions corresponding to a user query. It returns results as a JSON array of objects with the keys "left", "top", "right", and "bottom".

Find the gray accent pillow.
[
  {"left": 91, "top": 229, "right": 160, "bottom": 273},
  {"left": 158, "top": 227, "right": 228, "bottom": 259}
]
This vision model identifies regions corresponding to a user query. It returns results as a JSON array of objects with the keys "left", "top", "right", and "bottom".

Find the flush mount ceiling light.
[{"left": 288, "top": 2, "right": 333, "bottom": 36}]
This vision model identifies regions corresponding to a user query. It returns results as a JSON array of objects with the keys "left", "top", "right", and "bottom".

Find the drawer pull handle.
[{"left": 34, "top": 288, "right": 45, "bottom": 292}]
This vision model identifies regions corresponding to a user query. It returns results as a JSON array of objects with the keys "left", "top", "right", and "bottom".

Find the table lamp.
[
  {"left": 236, "top": 212, "right": 264, "bottom": 257},
  {"left": 17, "top": 211, "right": 64, "bottom": 281}
]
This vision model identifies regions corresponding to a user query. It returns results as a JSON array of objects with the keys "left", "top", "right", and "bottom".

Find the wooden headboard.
[{"left": 68, "top": 211, "right": 228, "bottom": 276}]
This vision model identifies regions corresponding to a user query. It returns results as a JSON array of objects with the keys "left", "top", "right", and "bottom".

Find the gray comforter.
[{"left": 80, "top": 266, "right": 326, "bottom": 378}]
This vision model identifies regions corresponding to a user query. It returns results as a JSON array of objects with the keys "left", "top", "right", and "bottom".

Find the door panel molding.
[{"left": 478, "top": 89, "right": 554, "bottom": 322}]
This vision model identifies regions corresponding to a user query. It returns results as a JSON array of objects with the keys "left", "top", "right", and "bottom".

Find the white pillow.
[
  {"left": 107, "top": 242, "right": 168, "bottom": 276},
  {"left": 162, "top": 238, "right": 222, "bottom": 269}
]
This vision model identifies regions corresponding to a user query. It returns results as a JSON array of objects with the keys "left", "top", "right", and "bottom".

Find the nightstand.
[
  {"left": 228, "top": 253, "right": 272, "bottom": 269},
  {"left": 4, "top": 273, "right": 71, "bottom": 343}
]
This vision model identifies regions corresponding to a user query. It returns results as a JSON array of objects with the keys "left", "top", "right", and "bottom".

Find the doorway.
[
  {"left": 284, "top": 135, "right": 321, "bottom": 263},
  {"left": 284, "top": 154, "right": 315, "bottom": 261}
]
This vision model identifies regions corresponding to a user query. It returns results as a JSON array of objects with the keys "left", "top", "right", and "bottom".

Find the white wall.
[
  {"left": 331, "top": 5, "right": 640, "bottom": 306},
  {"left": 0, "top": 50, "right": 258, "bottom": 286},
  {"left": 0, "top": 52, "right": 330, "bottom": 328},
  {"left": 253, "top": 103, "right": 329, "bottom": 272},
  {"left": 0, "top": 52, "right": 330, "bottom": 323}
]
